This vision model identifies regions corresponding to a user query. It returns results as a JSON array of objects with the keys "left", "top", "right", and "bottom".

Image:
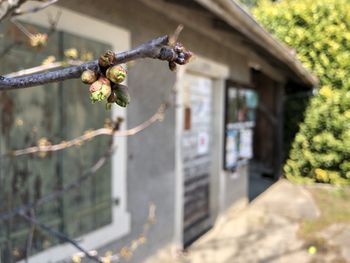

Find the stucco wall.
[
  {"left": 57, "top": 0, "right": 250, "bottom": 261},
  {"left": 224, "top": 166, "right": 249, "bottom": 210}
]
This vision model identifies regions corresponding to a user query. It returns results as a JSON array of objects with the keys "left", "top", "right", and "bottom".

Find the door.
[{"left": 182, "top": 73, "right": 213, "bottom": 246}]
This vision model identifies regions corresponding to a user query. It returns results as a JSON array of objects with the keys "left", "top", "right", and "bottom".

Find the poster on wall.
[
  {"left": 225, "top": 129, "right": 238, "bottom": 169},
  {"left": 239, "top": 129, "right": 253, "bottom": 159},
  {"left": 223, "top": 82, "right": 258, "bottom": 171},
  {"left": 197, "top": 131, "right": 210, "bottom": 155}
]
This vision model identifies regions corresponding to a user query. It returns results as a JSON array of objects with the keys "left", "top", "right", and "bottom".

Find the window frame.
[
  {"left": 16, "top": 5, "right": 131, "bottom": 263},
  {"left": 223, "top": 80, "right": 257, "bottom": 171}
]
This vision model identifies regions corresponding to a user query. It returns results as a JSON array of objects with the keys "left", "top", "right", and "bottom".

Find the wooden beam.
[
  {"left": 212, "top": 18, "right": 244, "bottom": 37},
  {"left": 164, "top": 0, "right": 208, "bottom": 11},
  {"left": 274, "top": 82, "right": 285, "bottom": 178},
  {"left": 248, "top": 52, "right": 286, "bottom": 83}
]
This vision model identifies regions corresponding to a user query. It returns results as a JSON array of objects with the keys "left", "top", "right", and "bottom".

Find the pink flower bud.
[{"left": 89, "top": 77, "right": 111, "bottom": 103}]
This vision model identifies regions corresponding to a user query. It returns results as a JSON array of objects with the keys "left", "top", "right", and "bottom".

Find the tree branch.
[
  {"left": 0, "top": 0, "right": 59, "bottom": 21},
  {"left": 13, "top": 0, "right": 59, "bottom": 17},
  {"left": 19, "top": 212, "right": 102, "bottom": 263},
  {"left": 72, "top": 203, "right": 156, "bottom": 262},
  {"left": 0, "top": 82, "right": 177, "bottom": 221},
  {"left": 2, "top": 102, "right": 167, "bottom": 158},
  {"left": 0, "top": 144, "right": 116, "bottom": 222},
  {"left": 0, "top": 33, "right": 191, "bottom": 90},
  {"left": 0, "top": 0, "right": 27, "bottom": 22},
  {"left": 25, "top": 209, "right": 36, "bottom": 263}
]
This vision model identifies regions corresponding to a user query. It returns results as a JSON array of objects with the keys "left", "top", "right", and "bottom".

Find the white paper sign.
[
  {"left": 197, "top": 131, "right": 209, "bottom": 155},
  {"left": 239, "top": 129, "right": 253, "bottom": 159},
  {"left": 225, "top": 130, "right": 238, "bottom": 168}
]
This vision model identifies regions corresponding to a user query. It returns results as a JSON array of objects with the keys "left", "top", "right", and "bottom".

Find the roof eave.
[{"left": 194, "top": 0, "right": 318, "bottom": 87}]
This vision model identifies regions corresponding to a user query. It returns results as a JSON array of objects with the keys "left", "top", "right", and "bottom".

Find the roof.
[{"left": 193, "top": 0, "right": 318, "bottom": 87}]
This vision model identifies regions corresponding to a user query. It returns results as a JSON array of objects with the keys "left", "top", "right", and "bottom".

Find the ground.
[{"left": 145, "top": 180, "right": 350, "bottom": 263}]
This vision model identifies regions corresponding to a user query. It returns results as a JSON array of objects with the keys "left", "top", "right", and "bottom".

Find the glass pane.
[
  {"left": 226, "top": 87, "right": 238, "bottom": 123},
  {"left": 0, "top": 21, "right": 61, "bottom": 262},
  {"left": 60, "top": 31, "right": 112, "bottom": 238},
  {"left": 0, "top": 22, "right": 113, "bottom": 262}
]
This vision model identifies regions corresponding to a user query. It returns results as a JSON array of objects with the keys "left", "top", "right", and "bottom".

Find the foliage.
[{"left": 253, "top": 0, "right": 350, "bottom": 185}]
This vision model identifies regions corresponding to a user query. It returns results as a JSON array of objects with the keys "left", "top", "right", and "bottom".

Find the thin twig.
[
  {"left": 0, "top": 0, "right": 27, "bottom": 22},
  {"left": 0, "top": 0, "right": 58, "bottom": 22},
  {"left": 0, "top": 76, "right": 178, "bottom": 221},
  {"left": 0, "top": 86, "right": 175, "bottom": 221},
  {"left": 115, "top": 103, "right": 168, "bottom": 136},
  {"left": 2, "top": 103, "right": 167, "bottom": 158},
  {"left": 0, "top": 144, "right": 116, "bottom": 222},
  {"left": 47, "top": 10, "right": 62, "bottom": 31},
  {"left": 14, "top": 0, "right": 59, "bottom": 16},
  {"left": 19, "top": 212, "right": 102, "bottom": 263},
  {"left": 73, "top": 203, "right": 157, "bottom": 262},
  {"left": 6, "top": 128, "right": 112, "bottom": 157},
  {"left": 0, "top": 12, "right": 61, "bottom": 61},
  {"left": 168, "top": 24, "right": 183, "bottom": 46},
  {"left": 11, "top": 18, "right": 33, "bottom": 38},
  {"left": 25, "top": 209, "right": 36, "bottom": 263},
  {"left": 0, "top": 84, "right": 177, "bottom": 222}
]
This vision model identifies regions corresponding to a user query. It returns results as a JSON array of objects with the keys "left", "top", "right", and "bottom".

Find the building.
[{"left": 0, "top": 0, "right": 316, "bottom": 262}]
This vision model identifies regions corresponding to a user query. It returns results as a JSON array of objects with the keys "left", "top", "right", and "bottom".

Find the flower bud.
[
  {"left": 81, "top": 70, "right": 98, "bottom": 84},
  {"left": 114, "top": 84, "right": 130, "bottom": 107},
  {"left": 29, "top": 33, "right": 48, "bottom": 48},
  {"left": 106, "top": 65, "right": 127, "bottom": 84},
  {"left": 89, "top": 77, "right": 111, "bottom": 103},
  {"left": 89, "top": 77, "right": 110, "bottom": 92},
  {"left": 175, "top": 57, "right": 185, "bottom": 65},
  {"left": 172, "top": 42, "right": 194, "bottom": 66},
  {"left": 107, "top": 89, "right": 118, "bottom": 103},
  {"left": 98, "top": 50, "right": 116, "bottom": 68},
  {"left": 168, "top": 61, "right": 177, "bottom": 71},
  {"left": 105, "top": 103, "right": 113, "bottom": 110},
  {"left": 184, "top": 50, "right": 194, "bottom": 62},
  {"left": 64, "top": 48, "right": 78, "bottom": 59},
  {"left": 174, "top": 43, "right": 184, "bottom": 53}
]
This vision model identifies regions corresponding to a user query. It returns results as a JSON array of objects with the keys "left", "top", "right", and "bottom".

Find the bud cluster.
[
  {"left": 81, "top": 50, "right": 129, "bottom": 109},
  {"left": 168, "top": 43, "right": 193, "bottom": 71}
]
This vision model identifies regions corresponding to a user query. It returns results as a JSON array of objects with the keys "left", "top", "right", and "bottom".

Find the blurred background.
[{"left": 0, "top": 0, "right": 349, "bottom": 262}]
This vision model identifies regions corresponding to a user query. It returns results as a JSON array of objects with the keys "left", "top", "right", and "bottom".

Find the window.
[
  {"left": 0, "top": 7, "right": 130, "bottom": 262},
  {"left": 223, "top": 82, "right": 258, "bottom": 171}
]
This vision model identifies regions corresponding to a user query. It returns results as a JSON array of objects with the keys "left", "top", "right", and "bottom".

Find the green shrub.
[{"left": 253, "top": 0, "right": 350, "bottom": 185}]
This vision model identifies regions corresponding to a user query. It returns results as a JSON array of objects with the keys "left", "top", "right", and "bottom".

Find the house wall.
[
  {"left": 56, "top": 0, "right": 252, "bottom": 261},
  {"left": 13, "top": 6, "right": 131, "bottom": 263}
]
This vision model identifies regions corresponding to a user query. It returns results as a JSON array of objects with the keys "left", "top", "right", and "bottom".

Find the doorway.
[{"left": 181, "top": 73, "right": 213, "bottom": 247}]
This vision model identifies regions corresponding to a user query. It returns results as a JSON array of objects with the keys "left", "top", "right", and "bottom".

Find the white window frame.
[{"left": 16, "top": 5, "right": 130, "bottom": 263}]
